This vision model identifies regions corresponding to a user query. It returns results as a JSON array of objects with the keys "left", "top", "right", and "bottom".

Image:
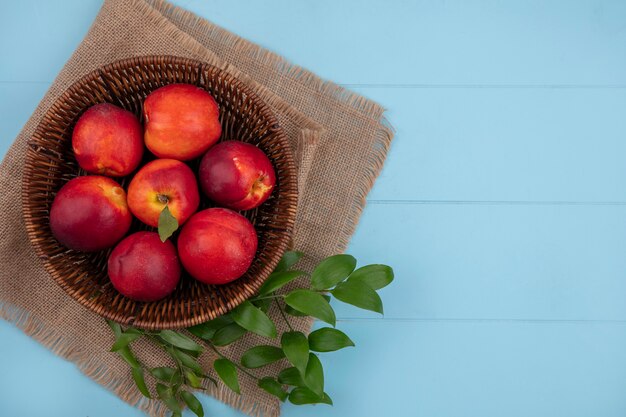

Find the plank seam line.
[
  {"left": 337, "top": 318, "right": 626, "bottom": 324},
  {"left": 368, "top": 200, "right": 626, "bottom": 206}
]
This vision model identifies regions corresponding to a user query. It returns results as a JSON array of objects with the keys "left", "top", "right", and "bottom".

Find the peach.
[
  {"left": 143, "top": 84, "right": 221, "bottom": 161},
  {"left": 108, "top": 232, "right": 181, "bottom": 302},
  {"left": 49, "top": 176, "right": 131, "bottom": 252},
  {"left": 72, "top": 103, "right": 143, "bottom": 176},
  {"left": 177, "top": 208, "right": 258, "bottom": 285},
  {"left": 198, "top": 141, "right": 276, "bottom": 211},
  {"left": 127, "top": 159, "right": 200, "bottom": 228}
]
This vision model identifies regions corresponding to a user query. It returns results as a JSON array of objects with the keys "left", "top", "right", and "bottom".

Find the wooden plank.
[
  {"left": 0, "top": 84, "right": 48, "bottom": 156},
  {"left": 2, "top": 0, "right": 626, "bottom": 85},
  {"left": 336, "top": 203, "right": 626, "bottom": 320},
  {"left": 360, "top": 87, "right": 626, "bottom": 202},
  {"left": 3, "top": 319, "right": 626, "bottom": 417}
]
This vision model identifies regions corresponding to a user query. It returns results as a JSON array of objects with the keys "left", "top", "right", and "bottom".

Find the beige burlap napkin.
[{"left": 0, "top": 0, "right": 393, "bottom": 416}]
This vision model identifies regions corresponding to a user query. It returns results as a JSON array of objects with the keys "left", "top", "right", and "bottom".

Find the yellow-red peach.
[
  {"left": 143, "top": 84, "right": 221, "bottom": 161},
  {"left": 177, "top": 208, "right": 258, "bottom": 285},
  {"left": 127, "top": 159, "right": 200, "bottom": 228},
  {"left": 72, "top": 103, "right": 143, "bottom": 176},
  {"left": 49, "top": 176, "right": 132, "bottom": 251}
]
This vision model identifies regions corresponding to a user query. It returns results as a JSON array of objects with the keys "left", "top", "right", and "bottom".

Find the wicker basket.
[{"left": 22, "top": 56, "right": 298, "bottom": 330}]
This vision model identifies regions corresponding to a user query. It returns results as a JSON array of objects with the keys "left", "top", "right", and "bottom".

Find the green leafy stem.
[{"left": 107, "top": 251, "right": 394, "bottom": 417}]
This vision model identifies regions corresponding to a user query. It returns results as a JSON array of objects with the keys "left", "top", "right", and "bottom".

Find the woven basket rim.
[{"left": 21, "top": 55, "right": 298, "bottom": 329}]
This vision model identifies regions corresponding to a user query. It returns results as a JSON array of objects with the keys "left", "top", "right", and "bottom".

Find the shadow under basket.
[{"left": 22, "top": 56, "right": 298, "bottom": 330}]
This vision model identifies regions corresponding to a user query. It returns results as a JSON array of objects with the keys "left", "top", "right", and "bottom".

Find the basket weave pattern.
[{"left": 22, "top": 56, "right": 298, "bottom": 330}]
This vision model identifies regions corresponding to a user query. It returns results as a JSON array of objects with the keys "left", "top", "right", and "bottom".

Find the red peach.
[
  {"left": 177, "top": 208, "right": 258, "bottom": 285},
  {"left": 108, "top": 231, "right": 181, "bottom": 302},
  {"left": 72, "top": 103, "right": 143, "bottom": 176},
  {"left": 49, "top": 176, "right": 132, "bottom": 251},
  {"left": 143, "top": 84, "right": 221, "bottom": 161},
  {"left": 127, "top": 159, "right": 200, "bottom": 228},
  {"left": 198, "top": 141, "right": 276, "bottom": 211}
]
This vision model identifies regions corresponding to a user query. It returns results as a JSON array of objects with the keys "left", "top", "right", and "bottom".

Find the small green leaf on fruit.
[
  {"left": 241, "top": 345, "right": 285, "bottom": 368},
  {"left": 158, "top": 205, "right": 178, "bottom": 242},
  {"left": 213, "top": 358, "right": 240, "bottom": 394},
  {"left": 311, "top": 254, "right": 357, "bottom": 290},
  {"left": 231, "top": 301, "right": 277, "bottom": 339},
  {"left": 281, "top": 331, "right": 309, "bottom": 375},
  {"left": 332, "top": 280, "right": 384, "bottom": 314},
  {"left": 258, "top": 377, "right": 288, "bottom": 401},
  {"left": 308, "top": 328, "right": 355, "bottom": 352}
]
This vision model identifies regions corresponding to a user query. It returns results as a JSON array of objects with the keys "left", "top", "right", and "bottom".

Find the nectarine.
[
  {"left": 50, "top": 176, "right": 132, "bottom": 251},
  {"left": 108, "top": 231, "right": 181, "bottom": 302},
  {"left": 198, "top": 141, "right": 276, "bottom": 210},
  {"left": 177, "top": 208, "right": 258, "bottom": 285},
  {"left": 72, "top": 103, "right": 143, "bottom": 177},
  {"left": 143, "top": 84, "right": 221, "bottom": 160},
  {"left": 127, "top": 159, "right": 200, "bottom": 228}
]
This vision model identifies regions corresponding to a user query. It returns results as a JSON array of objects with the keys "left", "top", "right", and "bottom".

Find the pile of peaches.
[{"left": 49, "top": 84, "right": 276, "bottom": 302}]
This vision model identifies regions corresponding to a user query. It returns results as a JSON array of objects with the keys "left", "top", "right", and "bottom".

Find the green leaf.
[
  {"left": 106, "top": 320, "right": 122, "bottom": 338},
  {"left": 150, "top": 367, "right": 177, "bottom": 382},
  {"left": 241, "top": 346, "right": 285, "bottom": 368},
  {"left": 156, "top": 383, "right": 181, "bottom": 413},
  {"left": 188, "top": 315, "right": 234, "bottom": 340},
  {"left": 181, "top": 391, "right": 204, "bottom": 417},
  {"left": 185, "top": 370, "right": 202, "bottom": 389},
  {"left": 274, "top": 251, "right": 304, "bottom": 273},
  {"left": 158, "top": 205, "right": 178, "bottom": 242},
  {"left": 288, "top": 387, "right": 333, "bottom": 405},
  {"left": 131, "top": 366, "right": 151, "bottom": 398},
  {"left": 118, "top": 346, "right": 140, "bottom": 368},
  {"left": 349, "top": 264, "right": 394, "bottom": 290},
  {"left": 284, "top": 289, "right": 336, "bottom": 326},
  {"left": 252, "top": 298, "right": 272, "bottom": 312},
  {"left": 213, "top": 358, "right": 240, "bottom": 394},
  {"left": 258, "top": 377, "right": 288, "bottom": 401},
  {"left": 212, "top": 323, "right": 247, "bottom": 346},
  {"left": 158, "top": 330, "right": 203, "bottom": 353},
  {"left": 304, "top": 353, "right": 324, "bottom": 396},
  {"left": 277, "top": 367, "right": 306, "bottom": 387},
  {"left": 311, "top": 254, "right": 357, "bottom": 290},
  {"left": 231, "top": 301, "right": 277, "bottom": 339},
  {"left": 258, "top": 270, "right": 306, "bottom": 295},
  {"left": 332, "top": 279, "right": 384, "bottom": 314},
  {"left": 110, "top": 332, "right": 142, "bottom": 352},
  {"left": 169, "top": 348, "right": 203, "bottom": 375},
  {"left": 284, "top": 305, "right": 308, "bottom": 317},
  {"left": 281, "top": 331, "right": 309, "bottom": 375},
  {"left": 308, "top": 327, "right": 355, "bottom": 352}
]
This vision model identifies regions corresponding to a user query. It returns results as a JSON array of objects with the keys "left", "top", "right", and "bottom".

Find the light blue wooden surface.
[{"left": 2, "top": 1, "right": 626, "bottom": 416}]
